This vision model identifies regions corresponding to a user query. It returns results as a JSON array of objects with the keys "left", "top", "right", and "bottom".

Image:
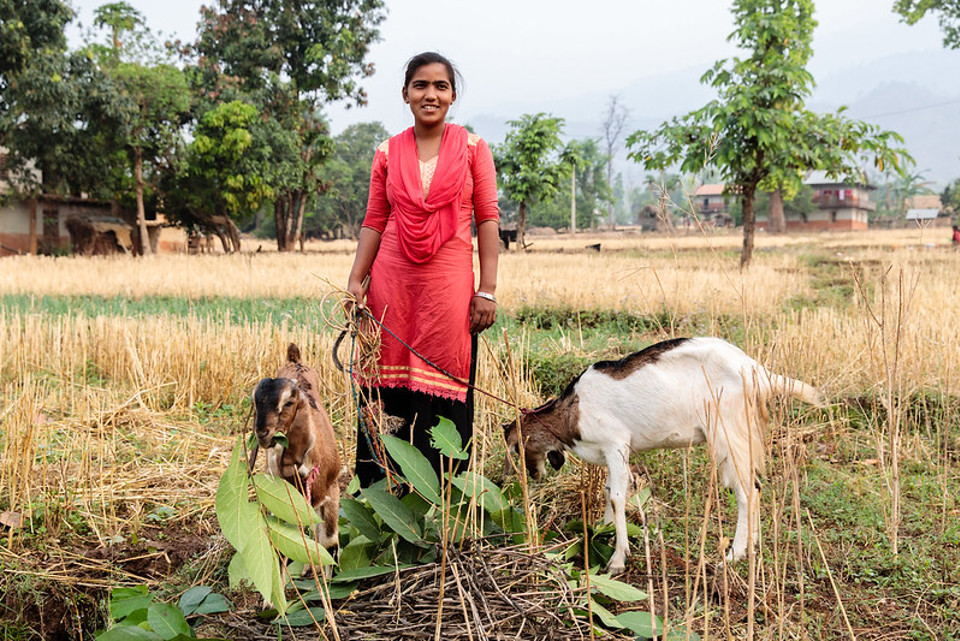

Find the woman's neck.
[{"left": 414, "top": 121, "right": 445, "bottom": 161}]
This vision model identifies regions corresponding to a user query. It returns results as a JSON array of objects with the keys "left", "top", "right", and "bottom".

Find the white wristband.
[{"left": 473, "top": 291, "right": 497, "bottom": 304}]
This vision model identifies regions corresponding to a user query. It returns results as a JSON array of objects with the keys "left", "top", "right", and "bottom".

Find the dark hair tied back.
[{"left": 404, "top": 51, "right": 461, "bottom": 94}]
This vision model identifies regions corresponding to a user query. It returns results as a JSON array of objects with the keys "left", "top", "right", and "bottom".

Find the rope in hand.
[{"left": 317, "top": 282, "right": 558, "bottom": 474}]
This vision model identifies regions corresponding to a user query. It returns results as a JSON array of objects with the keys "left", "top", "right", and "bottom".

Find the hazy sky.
[{"left": 67, "top": 0, "right": 950, "bottom": 135}]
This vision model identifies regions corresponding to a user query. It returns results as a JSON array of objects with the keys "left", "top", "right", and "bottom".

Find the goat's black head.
[
  {"left": 502, "top": 412, "right": 567, "bottom": 482},
  {"left": 252, "top": 377, "right": 299, "bottom": 448}
]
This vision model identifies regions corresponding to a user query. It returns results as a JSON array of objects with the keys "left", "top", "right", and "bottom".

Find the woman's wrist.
[{"left": 473, "top": 291, "right": 497, "bottom": 304}]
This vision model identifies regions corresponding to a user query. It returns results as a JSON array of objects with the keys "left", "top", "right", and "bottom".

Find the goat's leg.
[
  {"left": 603, "top": 445, "right": 632, "bottom": 574},
  {"left": 319, "top": 484, "right": 340, "bottom": 552},
  {"left": 603, "top": 485, "right": 614, "bottom": 525},
  {"left": 727, "top": 469, "right": 759, "bottom": 562}
]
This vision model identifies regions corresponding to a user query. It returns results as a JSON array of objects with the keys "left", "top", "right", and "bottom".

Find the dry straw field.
[{"left": 1, "top": 226, "right": 959, "bottom": 639}]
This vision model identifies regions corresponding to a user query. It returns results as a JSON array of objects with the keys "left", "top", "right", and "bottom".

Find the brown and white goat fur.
[
  {"left": 253, "top": 343, "right": 340, "bottom": 555},
  {"left": 503, "top": 337, "right": 822, "bottom": 573}
]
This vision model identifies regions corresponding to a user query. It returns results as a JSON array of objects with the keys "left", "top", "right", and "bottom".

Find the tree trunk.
[
  {"left": 769, "top": 187, "right": 786, "bottom": 234},
  {"left": 517, "top": 200, "right": 528, "bottom": 252},
  {"left": 740, "top": 184, "right": 758, "bottom": 268},
  {"left": 293, "top": 191, "right": 307, "bottom": 252},
  {"left": 275, "top": 191, "right": 306, "bottom": 252},
  {"left": 607, "top": 164, "right": 616, "bottom": 231},
  {"left": 28, "top": 198, "right": 38, "bottom": 255},
  {"left": 570, "top": 170, "right": 577, "bottom": 234},
  {"left": 134, "top": 147, "right": 152, "bottom": 256}
]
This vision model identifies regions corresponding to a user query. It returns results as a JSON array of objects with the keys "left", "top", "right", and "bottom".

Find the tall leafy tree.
[
  {"left": 895, "top": 0, "right": 960, "bottom": 48},
  {"left": 942, "top": 176, "right": 960, "bottom": 214},
  {"left": 529, "top": 138, "right": 612, "bottom": 231},
  {"left": 308, "top": 121, "right": 389, "bottom": 239},
  {"left": 87, "top": 2, "right": 192, "bottom": 255},
  {"left": 192, "top": 0, "right": 385, "bottom": 251},
  {"left": 166, "top": 100, "right": 302, "bottom": 252},
  {"left": 494, "top": 113, "right": 573, "bottom": 250},
  {"left": 628, "top": 0, "right": 909, "bottom": 267},
  {"left": 0, "top": 0, "right": 85, "bottom": 195}
]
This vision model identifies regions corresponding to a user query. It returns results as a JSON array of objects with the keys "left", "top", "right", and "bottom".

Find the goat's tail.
[
  {"left": 287, "top": 343, "right": 302, "bottom": 364},
  {"left": 766, "top": 372, "right": 825, "bottom": 408}
]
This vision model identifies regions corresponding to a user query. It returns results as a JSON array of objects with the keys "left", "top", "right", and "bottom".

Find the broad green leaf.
[
  {"left": 337, "top": 536, "right": 375, "bottom": 572},
  {"left": 615, "top": 610, "right": 664, "bottom": 638},
  {"left": 264, "top": 516, "right": 335, "bottom": 566},
  {"left": 361, "top": 486, "right": 422, "bottom": 544},
  {"left": 451, "top": 472, "right": 506, "bottom": 514},
  {"left": 281, "top": 606, "right": 326, "bottom": 627},
  {"left": 587, "top": 573, "right": 648, "bottom": 602},
  {"left": 588, "top": 598, "right": 623, "bottom": 629},
  {"left": 110, "top": 586, "right": 153, "bottom": 620},
  {"left": 332, "top": 564, "right": 413, "bottom": 583},
  {"left": 227, "top": 552, "right": 248, "bottom": 590},
  {"left": 381, "top": 435, "right": 441, "bottom": 504},
  {"left": 216, "top": 437, "right": 254, "bottom": 551},
  {"left": 429, "top": 418, "right": 468, "bottom": 460},
  {"left": 146, "top": 603, "right": 192, "bottom": 640},
  {"left": 490, "top": 508, "right": 525, "bottom": 535},
  {"left": 346, "top": 475, "right": 360, "bottom": 495},
  {"left": 253, "top": 474, "right": 322, "bottom": 526},
  {"left": 339, "top": 496, "right": 382, "bottom": 543},
  {"left": 95, "top": 626, "right": 163, "bottom": 641},
  {"left": 187, "top": 593, "right": 231, "bottom": 617},
  {"left": 239, "top": 512, "right": 287, "bottom": 613},
  {"left": 299, "top": 582, "right": 358, "bottom": 602},
  {"left": 177, "top": 586, "right": 212, "bottom": 617}
]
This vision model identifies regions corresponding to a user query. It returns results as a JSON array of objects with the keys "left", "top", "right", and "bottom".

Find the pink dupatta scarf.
[{"left": 388, "top": 123, "right": 469, "bottom": 264}]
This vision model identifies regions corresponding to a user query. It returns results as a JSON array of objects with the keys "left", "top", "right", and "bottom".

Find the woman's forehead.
[{"left": 408, "top": 62, "right": 451, "bottom": 83}]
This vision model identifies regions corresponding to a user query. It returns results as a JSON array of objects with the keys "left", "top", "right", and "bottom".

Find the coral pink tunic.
[{"left": 360, "top": 124, "right": 499, "bottom": 402}]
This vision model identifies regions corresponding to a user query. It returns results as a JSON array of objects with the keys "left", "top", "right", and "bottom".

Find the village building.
[
  {"left": 0, "top": 149, "right": 187, "bottom": 256},
  {"left": 789, "top": 171, "right": 876, "bottom": 231},
  {"left": 692, "top": 184, "right": 734, "bottom": 227}
]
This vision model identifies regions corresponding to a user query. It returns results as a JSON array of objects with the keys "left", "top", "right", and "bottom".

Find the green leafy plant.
[
  {"left": 215, "top": 436, "right": 335, "bottom": 615},
  {"left": 96, "top": 585, "right": 230, "bottom": 640}
]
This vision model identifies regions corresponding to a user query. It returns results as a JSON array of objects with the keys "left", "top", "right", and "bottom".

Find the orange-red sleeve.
[
  {"left": 472, "top": 138, "right": 499, "bottom": 225},
  {"left": 361, "top": 148, "right": 390, "bottom": 233}
]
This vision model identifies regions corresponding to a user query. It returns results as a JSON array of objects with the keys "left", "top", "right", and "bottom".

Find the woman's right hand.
[{"left": 346, "top": 275, "right": 369, "bottom": 313}]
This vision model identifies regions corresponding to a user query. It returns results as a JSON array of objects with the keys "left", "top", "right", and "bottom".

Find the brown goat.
[{"left": 253, "top": 344, "right": 340, "bottom": 555}]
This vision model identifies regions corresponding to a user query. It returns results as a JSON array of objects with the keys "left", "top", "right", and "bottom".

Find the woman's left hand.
[{"left": 470, "top": 295, "right": 497, "bottom": 334}]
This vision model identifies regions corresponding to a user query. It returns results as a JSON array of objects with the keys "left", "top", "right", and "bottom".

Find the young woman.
[{"left": 346, "top": 52, "right": 500, "bottom": 486}]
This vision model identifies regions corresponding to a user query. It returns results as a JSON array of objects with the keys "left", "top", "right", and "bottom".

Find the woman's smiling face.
[{"left": 403, "top": 62, "right": 456, "bottom": 128}]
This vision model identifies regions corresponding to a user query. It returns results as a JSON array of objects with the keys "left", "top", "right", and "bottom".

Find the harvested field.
[{"left": 2, "top": 228, "right": 959, "bottom": 639}]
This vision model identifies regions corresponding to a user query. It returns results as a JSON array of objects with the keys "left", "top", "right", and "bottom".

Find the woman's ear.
[{"left": 402, "top": 86, "right": 409, "bottom": 104}]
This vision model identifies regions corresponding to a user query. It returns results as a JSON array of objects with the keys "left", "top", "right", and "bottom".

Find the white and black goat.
[
  {"left": 503, "top": 337, "right": 822, "bottom": 573},
  {"left": 252, "top": 344, "right": 341, "bottom": 555}
]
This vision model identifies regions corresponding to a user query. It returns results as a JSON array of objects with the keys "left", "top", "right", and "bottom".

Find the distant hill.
[{"left": 467, "top": 49, "right": 960, "bottom": 189}]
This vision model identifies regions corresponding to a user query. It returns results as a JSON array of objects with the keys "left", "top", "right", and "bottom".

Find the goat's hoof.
[{"left": 605, "top": 562, "right": 626, "bottom": 575}]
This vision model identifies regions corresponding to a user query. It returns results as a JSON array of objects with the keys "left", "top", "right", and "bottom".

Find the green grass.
[{"left": 0, "top": 293, "right": 334, "bottom": 327}]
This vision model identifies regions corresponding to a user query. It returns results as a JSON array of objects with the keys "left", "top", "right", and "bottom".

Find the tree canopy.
[
  {"left": 192, "top": 0, "right": 385, "bottom": 251},
  {"left": 494, "top": 113, "right": 573, "bottom": 250},
  {"left": 307, "top": 121, "right": 390, "bottom": 239},
  {"left": 628, "top": 0, "right": 909, "bottom": 267},
  {"left": 895, "top": 0, "right": 960, "bottom": 49}
]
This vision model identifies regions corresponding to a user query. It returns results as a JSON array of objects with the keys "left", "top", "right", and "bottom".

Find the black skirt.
[{"left": 355, "top": 335, "right": 477, "bottom": 487}]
